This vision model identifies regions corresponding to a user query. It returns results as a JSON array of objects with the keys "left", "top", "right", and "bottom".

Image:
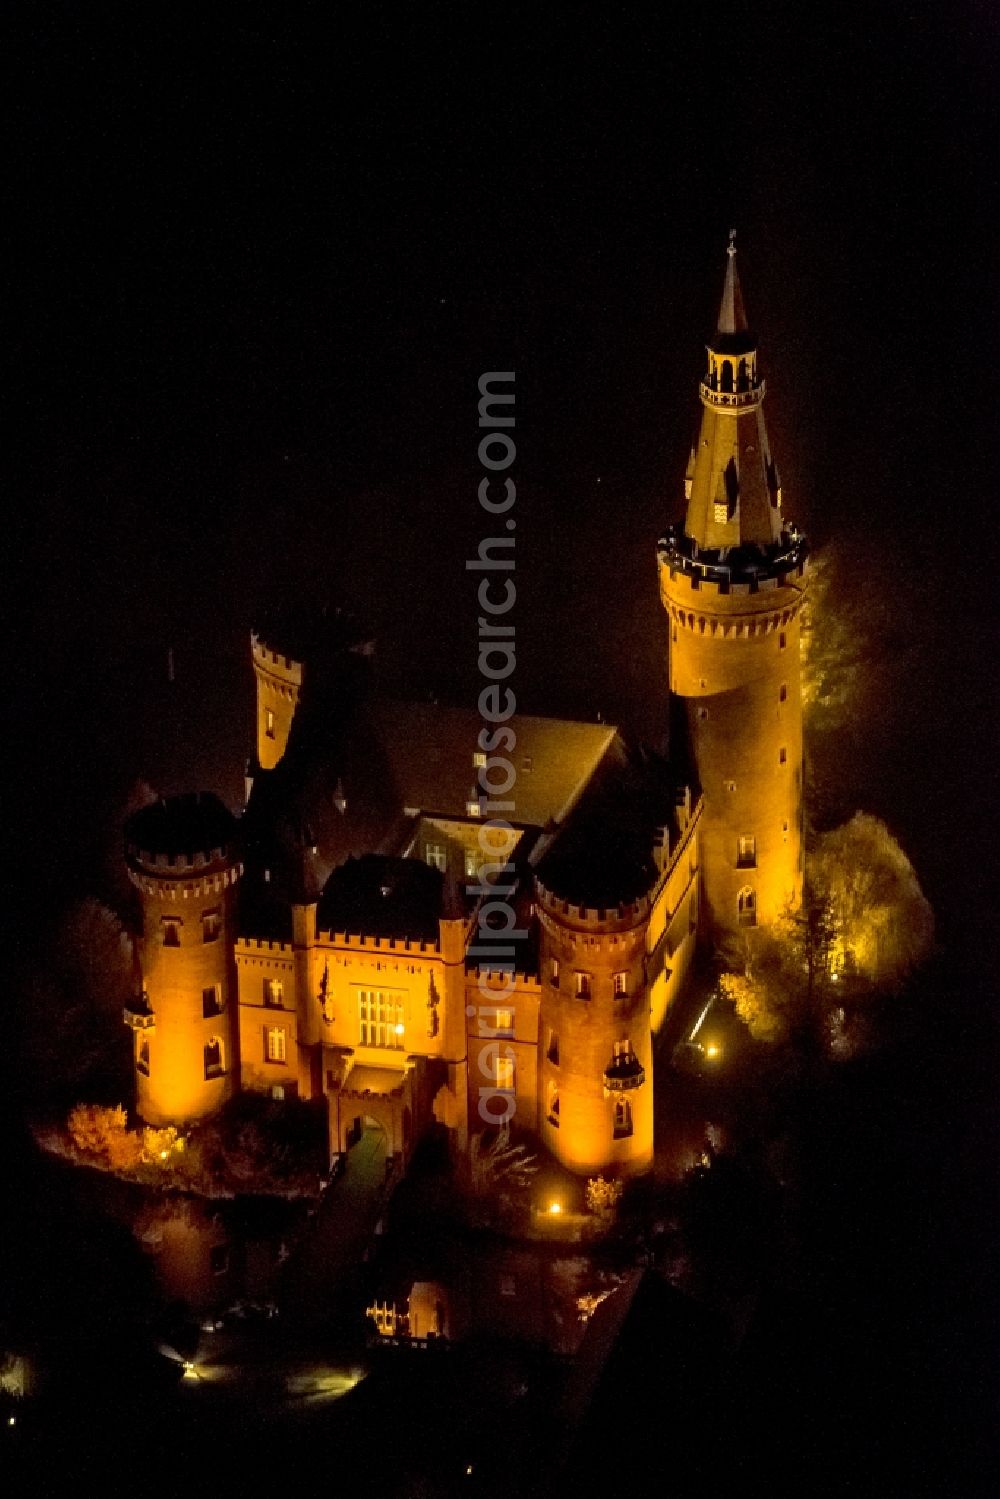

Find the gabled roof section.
[{"left": 368, "top": 701, "right": 624, "bottom": 830}]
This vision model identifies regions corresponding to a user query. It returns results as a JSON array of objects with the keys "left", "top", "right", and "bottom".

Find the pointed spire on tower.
[{"left": 717, "top": 229, "right": 748, "bottom": 335}]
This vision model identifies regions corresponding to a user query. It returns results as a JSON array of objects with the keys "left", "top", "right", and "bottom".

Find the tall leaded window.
[
  {"left": 263, "top": 978, "right": 283, "bottom": 1008},
  {"left": 357, "top": 990, "right": 405, "bottom": 1048},
  {"left": 265, "top": 1027, "right": 286, "bottom": 1064},
  {"left": 494, "top": 1051, "right": 515, "bottom": 1093}
]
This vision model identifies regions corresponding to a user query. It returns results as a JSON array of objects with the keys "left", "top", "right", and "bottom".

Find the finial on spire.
[{"left": 717, "top": 230, "right": 748, "bottom": 335}]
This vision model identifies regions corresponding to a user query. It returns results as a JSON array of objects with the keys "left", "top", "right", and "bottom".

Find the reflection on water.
[{"left": 132, "top": 1193, "right": 307, "bottom": 1314}]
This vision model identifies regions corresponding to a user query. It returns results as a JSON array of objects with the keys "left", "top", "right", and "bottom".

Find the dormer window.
[{"left": 425, "top": 843, "right": 446, "bottom": 871}]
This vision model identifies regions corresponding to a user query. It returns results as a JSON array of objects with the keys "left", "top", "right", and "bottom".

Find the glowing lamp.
[
  {"left": 548, "top": 1201, "right": 562, "bottom": 1215},
  {"left": 394, "top": 1023, "right": 405, "bottom": 1035},
  {"left": 705, "top": 1042, "right": 720, "bottom": 1060}
]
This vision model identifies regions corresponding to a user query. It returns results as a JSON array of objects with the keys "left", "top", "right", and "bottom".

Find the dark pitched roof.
[
  {"left": 535, "top": 748, "right": 681, "bottom": 908},
  {"left": 316, "top": 854, "right": 443, "bottom": 941}
]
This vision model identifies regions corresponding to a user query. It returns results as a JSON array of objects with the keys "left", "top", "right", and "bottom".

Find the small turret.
[
  {"left": 125, "top": 792, "right": 242, "bottom": 1126},
  {"left": 535, "top": 879, "right": 653, "bottom": 1179},
  {"left": 251, "top": 633, "right": 303, "bottom": 771}
]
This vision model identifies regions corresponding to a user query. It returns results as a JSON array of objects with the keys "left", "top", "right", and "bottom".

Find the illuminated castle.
[{"left": 123, "top": 242, "right": 807, "bottom": 1182}]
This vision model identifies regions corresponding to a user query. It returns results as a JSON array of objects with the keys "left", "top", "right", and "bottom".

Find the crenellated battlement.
[
  {"left": 470, "top": 966, "right": 541, "bottom": 989},
  {"left": 535, "top": 877, "right": 653, "bottom": 934},
  {"left": 125, "top": 792, "right": 241, "bottom": 896},
  {"left": 317, "top": 930, "right": 440, "bottom": 956},
  {"left": 251, "top": 632, "right": 304, "bottom": 685},
  {"left": 235, "top": 938, "right": 294, "bottom": 958},
  {"left": 658, "top": 523, "right": 808, "bottom": 602}
]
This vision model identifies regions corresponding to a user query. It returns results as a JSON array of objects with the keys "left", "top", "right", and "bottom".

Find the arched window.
[
  {"left": 613, "top": 1098, "right": 633, "bottom": 1139},
  {"left": 204, "top": 1038, "right": 224, "bottom": 1079},
  {"left": 720, "top": 360, "right": 734, "bottom": 393},
  {"left": 737, "top": 887, "right": 757, "bottom": 928}
]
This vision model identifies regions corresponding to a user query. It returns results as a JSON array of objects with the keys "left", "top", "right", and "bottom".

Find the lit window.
[
  {"left": 425, "top": 842, "right": 446, "bottom": 871},
  {"left": 358, "top": 990, "right": 405, "bottom": 1049},
  {"left": 265, "top": 1027, "right": 287, "bottom": 1064},
  {"left": 202, "top": 909, "right": 221, "bottom": 943},
  {"left": 493, "top": 1008, "right": 514, "bottom": 1036},
  {"left": 202, "top": 984, "right": 223, "bottom": 1018},
  {"left": 271, "top": 1085, "right": 285, "bottom": 1101},
  {"left": 613, "top": 972, "right": 628, "bottom": 998},
  {"left": 613, "top": 1097, "right": 633, "bottom": 1139},
  {"left": 779, "top": 746, "right": 787, "bottom": 765},
  {"left": 162, "top": 917, "right": 181, "bottom": 948},
  {"left": 136, "top": 1037, "right": 150, "bottom": 1076},
  {"left": 737, "top": 835, "right": 757, "bottom": 868},
  {"left": 265, "top": 707, "right": 276, "bottom": 739},
  {"left": 613, "top": 1038, "right": 634, "bottom": 1062},
  {"left": 263, "top": 978, "right": 283, "bottom": 1008},
  {"left": 575, "top": 972, "right": 592, "bottom": 1000},
  {"left": 550, "top": 958, "right": 560, "bottom": 985},
  {"left": 204, "top": 1038, "right": 224, "bottom": 1079},
  {"left": 473, "top": 750, "right": 487, "bottom": 769},
  {"left": 724, "top": 779, "right": 736, "bottom": 793},
  {"left": 737, "top": 887, "right": 757, "bottom": 928},
  {"left": 495, "top": 1052, "right": 515, "bottom": 1093},
  {"left": 464, "top": 848, "right": 478, "bottom": 878}
]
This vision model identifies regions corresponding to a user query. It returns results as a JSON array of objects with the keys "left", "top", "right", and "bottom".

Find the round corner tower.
[
  {"left": 125, "top": 792, "right": 243, "bottom": 1126},
  {"left": 658, "top": 236, "right": 809, "bottom": 940},
  {"left": 251, "top": 631, "right": 303, "bottom": 770},
  {"left": 536, "top": 881, "right": 653, "bottom": 1178}
]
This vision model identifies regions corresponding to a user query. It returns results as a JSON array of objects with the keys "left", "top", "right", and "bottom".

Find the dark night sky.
[
  {"left": 3, "top": 10, "right": 1000, "bottom": 1489},
  {"left": 6, "top": 6, "right": 999, "bottom": 948}
]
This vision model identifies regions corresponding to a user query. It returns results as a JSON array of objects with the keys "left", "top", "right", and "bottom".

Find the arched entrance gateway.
[{"left": 328, "top": 1062, "right": 416, "bottom": 1169}]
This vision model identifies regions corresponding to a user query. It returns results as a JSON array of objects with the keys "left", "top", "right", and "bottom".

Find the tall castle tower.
[
  {"left": 125, "top": 793, "right": 243, "bottom": 1125},
  {"left": 658, "top": 236, "right": 809, "bottom": 939}
]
